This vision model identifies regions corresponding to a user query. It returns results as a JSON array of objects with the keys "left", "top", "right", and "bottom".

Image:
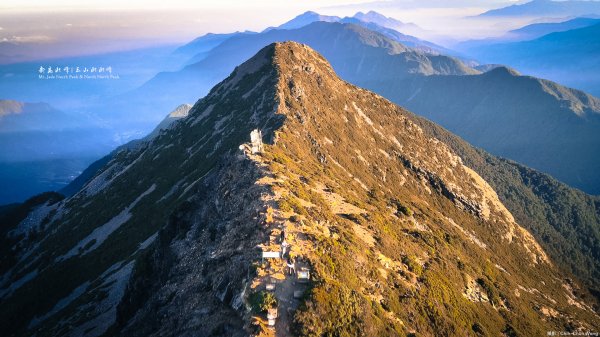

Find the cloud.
[{"left": 0, "top": 35, "right": 54, "bottom": 43}]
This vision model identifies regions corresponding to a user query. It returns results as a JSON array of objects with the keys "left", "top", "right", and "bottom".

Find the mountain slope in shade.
[
  {"left": 479, "top": 0, "right": 600, "bottom": 17},
  {"left": 0, "top": 43, "right": 285, "bottom": 336},
  {"left": 60, "top": 103, "right": 192, "bottom": 198},
  {"left": 338, "top": 17, "right": 450, "bottom": 54},
  {"left": 1, "top": 42, "right": 599, "bottom": 337},
  {"left": 371, "top": 66, "right": 600, "bottom": 194}
]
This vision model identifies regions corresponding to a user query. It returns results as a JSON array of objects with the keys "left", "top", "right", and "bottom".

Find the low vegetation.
[{"left": 249, "top": 291, "right": 278, "bottom": 313}]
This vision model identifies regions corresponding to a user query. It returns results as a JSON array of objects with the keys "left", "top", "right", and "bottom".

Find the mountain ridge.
[
  {"left": 508, "top": 17, "right": 600, "bottom": 39},
  {"left": 455, "top": 21, "right": 600, "bottom": 102},
  {"left": 1, "top": 41, "right": 599, "bottom": 337},
  {"left": 114, "top": 41, "right": 600, "bottom": 336}
]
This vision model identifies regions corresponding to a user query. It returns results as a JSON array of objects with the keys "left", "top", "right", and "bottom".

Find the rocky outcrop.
[{"left": 117, "top": 152, "right": 272, "bottom": 336}]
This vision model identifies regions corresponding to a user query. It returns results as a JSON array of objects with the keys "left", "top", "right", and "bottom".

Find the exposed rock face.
[
  {"left": 1, "top": 42, "right": 599, "bottom": 337},
  {"left": 144, "top": 103, "right": 193, "bottom": 140},
  {"left": 117, "top": 153, "right": 271, "bottom": 337}
]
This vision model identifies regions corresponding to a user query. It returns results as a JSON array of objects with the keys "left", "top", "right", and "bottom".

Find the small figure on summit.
[
  {"left": 286, "top": 257, "right": 296, "bottom": 276},
  {"left": 250, "top": 129, "right": 263, "bottom": 154},
  {"left": 281, "top": 239, "right": 290, "bottom": 258}
]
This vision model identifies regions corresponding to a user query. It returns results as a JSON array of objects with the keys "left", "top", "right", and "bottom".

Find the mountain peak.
[
  {"left": 272, "top": 41, "right": 334, "bottom": 73},
  {"left": 214, "top": 41, "right": 334, "bottom": 99},
  {"left": 0, "top": 99, "right": 25, "bottom": 117},
  {"left": 353, "top": 10, "right": 413, "bottom": 29},
  {"left": 355, "top": 10, "right": 389, "bottom": 20},
  {"left": 168, "top": 103, "right": 192, "bottom": 118},
  {"left": 299, "top": 10, "right": 319, "bottom": 16},
  {"left": 0, "top": 100, "right": 55, "bottom": 118},
  {"left": 484, "top": 65, "right": 521, "bottom": 77},
  {"left": 277, "top": 11, "right": 340, "bottom": 30}
]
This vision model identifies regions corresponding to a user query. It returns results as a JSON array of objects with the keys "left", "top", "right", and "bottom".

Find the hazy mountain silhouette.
[
  {"left": 460, "top": 22, "right": 600, "bottom": 98},
  {"left": 479, "top": 0, "right": 600, "bottom": 17}
]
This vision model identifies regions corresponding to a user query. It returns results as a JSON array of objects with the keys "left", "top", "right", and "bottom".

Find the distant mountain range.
[
  {"left": 1, "top": 42, "right": 598, "bottom": 337},
  {"left": 479, "top": 0, "right": 600, "bottom": 17},
  {"left": 458, "top": 16, "right": 600, "bottom": 48},
  {"left": 273, "top": 11, "right": 341, "bottom": 30},
  {"left": 173, "top": 32, "right": 258, "bottom": 65},
  {"left": 337, "top": 17, "right": 451, "bottom": 55},
  {"left": 351, "top": 10, "right": 423, "bottom": 34},
  {"left": 508, "top": 16, "right": 600, "bottom": 40},
  {"left": 271, "top": 10, "right": 422, "bottom": 33},
  {"left": 459, "top": 22, "right": 600, "bottom": 98},
  {"left": 111, "top": 20, "right": 469, "bottom": 129},
  {"left": 176, "top": 11, "right": 438, "bottom": 66}
]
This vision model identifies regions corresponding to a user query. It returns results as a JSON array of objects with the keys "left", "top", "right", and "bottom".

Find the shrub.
[
  {"left": 294, "top": 284, "right": 362, "bottom": 337},
  {"left": 402, "top": 255, "right": 423, "bottom": 277},
  {"left": 390, "top": 199, "right": 413, "bottom": 217},
  {"left": 249, "top": 291, "right": 277, "bottom": 313},
  {"left": 472, "top": 322, "right": 487, "bottom": 335},
  {"left": 476, "top": 278, "right": 500, "bottom": 306}
]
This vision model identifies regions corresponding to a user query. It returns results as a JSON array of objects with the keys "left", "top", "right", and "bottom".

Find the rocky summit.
[{"left": 0, "top": 42, "right": 599, "bottom": 337}]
